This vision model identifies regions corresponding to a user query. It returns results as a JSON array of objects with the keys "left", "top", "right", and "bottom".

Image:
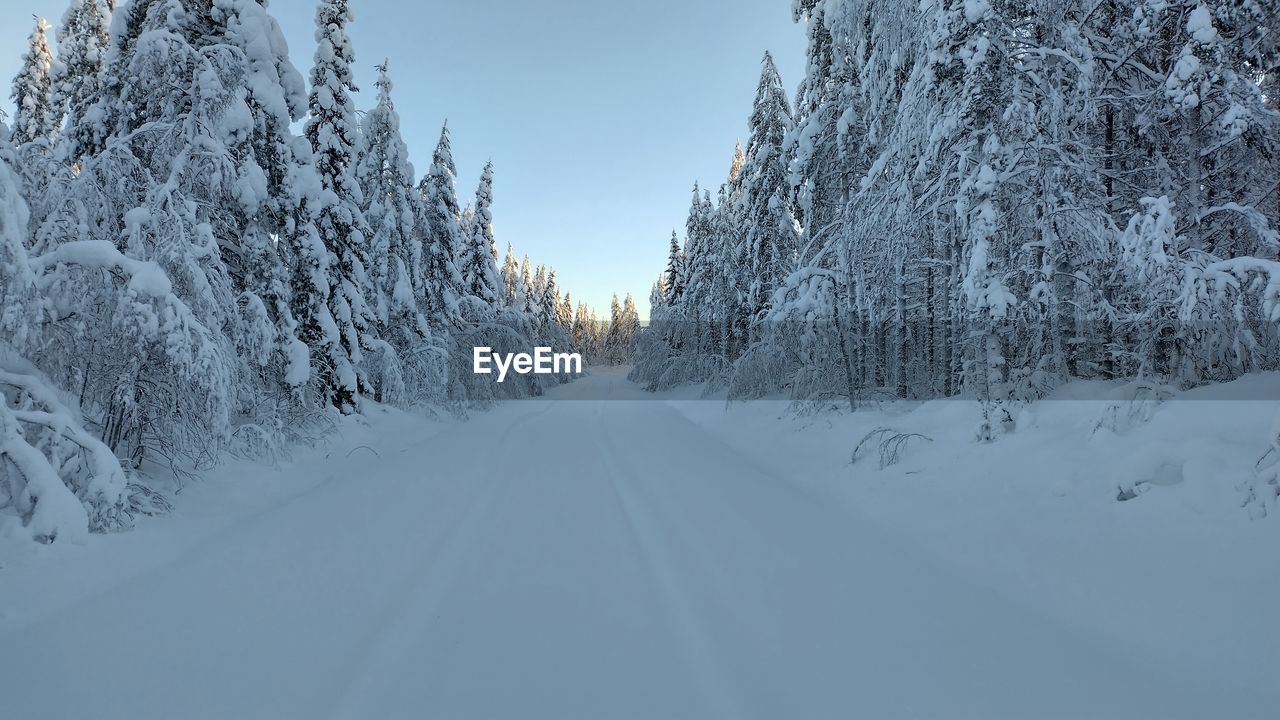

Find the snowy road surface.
[{"left": 0, "top": 369, "right": 1258, "bottom": 719}]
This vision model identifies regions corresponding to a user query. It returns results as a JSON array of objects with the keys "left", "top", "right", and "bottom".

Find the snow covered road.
[{"left": 0, "top": 369, "right": 1261, "bottom": 719}]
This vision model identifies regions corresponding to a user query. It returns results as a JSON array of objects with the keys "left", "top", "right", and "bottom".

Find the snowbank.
[{"left": 669, "top": 372, "right": 1280, "bottom": 705}]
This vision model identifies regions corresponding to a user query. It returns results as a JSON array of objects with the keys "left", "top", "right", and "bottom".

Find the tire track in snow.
[
  {"left": 586, "top": 391, "right": 752, "bottom": 720},
  {"left": 323, "top": 402, "right": 558, "bottom": 720}
]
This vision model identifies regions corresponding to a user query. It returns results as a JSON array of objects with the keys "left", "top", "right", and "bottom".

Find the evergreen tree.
[
  {"left": 787, "top": 0, "right": 846, "bottom": 252},
  {"left": 604, "top": 293, "right": 623, "bottom": 363},
  {"left": 664, "top": 229, "right": 684, "bottom": 304},
  {"left": 81, "top": 0, "right": 160, "bottom": 157},
  {"left": 353, "top": 60, "right": 435, "bottom": 403},
  {"left": 738, "top": 51, "right": 798, "bottom": 342},
  {"left": 556, "top": 289, "right": 574, "bottom": 330},
  {"left": 418, "top": 123, "right": 466, "bottom": 325},
  {"left": 356, "top": 60, "right": 423, "bottom": 328},
  {"left": 303, "top": 0, "right": 377, "bottom": 411},
  {"left": 500, "top": 241, "right": 519, "bottom": 307},
  {"left": 649, "top": 279, "right": 665, "bottom": 316},
  {"left": 541, "top": 268, "right": 560, "bottom": 324},
  {"left": 681, "top": 187, "right": 715, "bottom": 304},
  {"left": 461, "top": 160, "right": 501, "bottom": 304},
  {"left": 51, "top": 0, "right": 115, "bottom": 164},
  {"left": 9, "top": 17, "right": 58, "bottom": 147},
  {"left": 9, "top": 15, "right": 63, "bottom": 239},
  {"left": 728, "top": 140, "right": 745, "bottom": 186},
  {"left": 531, "top": 264, "right": 548, "bottom": 323},
  {"left": 204, "top": 0, "right": 319, "bottom": 401},
  {"left": 712, "top": 177, "right": 745, "bottom": 358},
  {"left": 622, "top": 292, "right": 641, "bottom": 354},
  {"left": 518, "top": 254, "right": 533, "bottom": 313}
]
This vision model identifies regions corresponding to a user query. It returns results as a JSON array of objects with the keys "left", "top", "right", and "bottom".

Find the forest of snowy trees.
[
  {"left": 0, "top": 0, "right": 641, "bottom": 544},
  {"left": 637, "top": 0, "right": 1280, "bottom": 434}
]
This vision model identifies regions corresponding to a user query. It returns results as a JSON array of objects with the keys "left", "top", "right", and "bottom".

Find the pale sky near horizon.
[{"left": 0, "top": 0, "right": 805, "bottom": 319}]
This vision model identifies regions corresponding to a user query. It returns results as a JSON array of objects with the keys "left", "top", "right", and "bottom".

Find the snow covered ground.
[{"left": 1, "top": 366, "right": 1277, "bottom": 719}]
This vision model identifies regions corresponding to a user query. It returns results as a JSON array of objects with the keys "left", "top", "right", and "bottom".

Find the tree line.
[
  {"left": 636, "top": 0, "right": 1279, "bottom": 438},
  {"left": 0, "top": 0, "right": 628, "bottom": 543}
]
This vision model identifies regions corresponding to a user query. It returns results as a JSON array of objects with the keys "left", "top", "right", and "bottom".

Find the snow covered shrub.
[
  {"left": 0, "top": 121, "right": 155, "bottom": 542},
  {"left": 1207, "top": 257, "right": 1280, "bottom": 375},
  {"left": 0, "top": 400, "right": 92, "bottom": 544},
  {"left": 1245, "top": 410, "right": 1280, "bottom": 518},
  {"left": 360, "top": 338, "right": 407, "bottom": 407},
  {"left": 852, "top": 427, "right": 933, "bottom": 470},
  {"left": 0, "top": 356, "right": 167, "bottom": 540},
  {"left": 627, "top": 325, "right": 673, "bottom": 390},
  {"left": 29, "top": 237, "right": 235, "bottom": 469},
  {"left": 1093, "top": 381, "right": 1179, "bottom": 436},
  {"left": 764, "top": 267, "right": 860, "bottom": 409},
  {"left": 655, "top": 354, "right": 732, "bottom": 394},
  {"left": 1111, "top": 197, "right": 1202, "bottom": 385},
  {"left": 726, "top": 343, "right": 792, "bottom": 402},
  {"left": 629, "top": 317, "right": 730, "bottom": 393}
]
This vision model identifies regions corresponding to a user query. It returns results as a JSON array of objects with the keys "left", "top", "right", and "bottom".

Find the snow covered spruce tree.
[
  {"left": 787, "top": 0, "right": 852, "bottom": 259},
  {"left": 518, "top": 254, "right": 534, "bottom": 312},
  {"left": 739, "top": 52, "right": 800, "bottom": 345},
  {"left": 664, "top": 229, "right": 685, "bottom": 306},
  {"left": 354, "top": 60, "right": 443, "bottom": 406},
  {"left": 8, "top": 16, "right": 62, "bottom": 228},
  {"left": 209, "top": 0, "right": 318, "bottom": 428},
  {"left": 461, "top": 160, "right": 502, "bottom": 305},
  {"left": 418, "top": 123, "right": 467, "bottom": 327},
  {"left": 642, "top": 52, "right": 805, "bottom": 396},
  {"left": 302, "top": 0, "right": 384, "bottom": 412},
  {"left": 51, "top": 0, "right": 115, "bottom": 165},
  {"left": 9, "top": 17, "right": 58, "bottom": 148},
  {"left": 417, "top": 122, "right": 508, "bottom": 402}
]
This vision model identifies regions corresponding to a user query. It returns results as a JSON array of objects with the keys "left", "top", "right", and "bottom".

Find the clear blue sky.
[{"left": 1, "top": 0, "right": 804, "bottom": 319}]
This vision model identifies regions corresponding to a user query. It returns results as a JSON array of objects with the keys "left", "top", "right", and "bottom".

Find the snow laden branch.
[
  {"left": 1207, "top": 257, "right": 1280, "bottom": 323},
  {"left": 28, "top": 233, "right": 228, "bottom": 399},
  {"left": 1, "top": 236, "right": 191, "bottom": 543},
  {"left": 852, "top": 427, "right": 934, "bottom": 470},
  {"left": 0, "top": 359, "right": 137, "bottom": 543},
  {"left": 30, "top": 239, "right": 174, "bottom": 297}
]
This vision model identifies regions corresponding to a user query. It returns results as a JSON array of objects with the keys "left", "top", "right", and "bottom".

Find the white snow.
[
  {"left": 1, "top": 368, "right": 1276, "bottom": 718},
  {"left": 1187, "top": 5, "right": 1219, "bottom": 45},
  {"left": 31, "top": 240, "right": 175, "bottom": 298},
  {"left": 964, "top": 0, "right": 992, "bottom": 24}
]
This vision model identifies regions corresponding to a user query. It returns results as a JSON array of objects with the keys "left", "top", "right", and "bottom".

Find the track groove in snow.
[
  {"left": 590, "top": 396, "right": 749, "bottom": 720},
  {"left": 324, "top": 406, "right": 553, "bottom": 720}
]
